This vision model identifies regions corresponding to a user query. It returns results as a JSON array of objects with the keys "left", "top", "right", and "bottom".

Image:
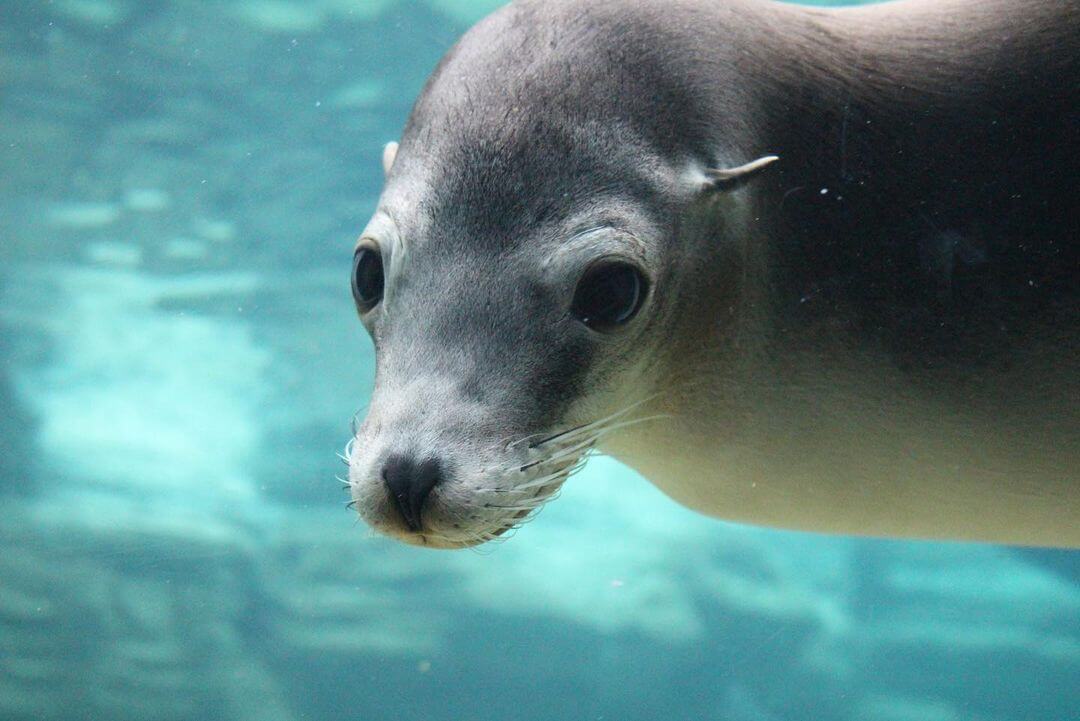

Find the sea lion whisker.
[
  {"left": 481, "top": 478, "right": 555, "bottom": 498},
  {"left": 538, "top": 405, "right": 664, "bottom": 450},
  {"left": 514, "top": 473, "right": 568, "bottom": 490},
  {"left": 482, "top": 503, "right": 544, "bottom": 511},
  {"left": 522, "top": 413, "right": 668, "bottom": 473},
  {"left": 476, "top": 465, "right": 574, "bottom": 496},
  {"left": 518, "top": 449, "right": 583, "bottom": 473},
  {"left": 531, "top": 424, "right": 600, "bottom": 450},
  {"left": 339, "top": 437, "right": 358, "bottom": 468},
  {"left": 535, "top": 431, "right": 605, "bottom": 462},
  {"left": 518, "top": 456, "right": 551, "bottom": 473},
  {"left": 590, "top": 413, "right": 673, "bottom": 438},
  {"left": 528, "top": 393, "right": 661, "bottom": 449},
  {"left": 563, "top": 459, "right": 591, "bottom": 478},
  {"left": 349, "top": 412, "right": 359, "bottom": 437},
  {"left": 506, "top": 432, "right": 545, "bottom": 450},
  {"left": 570, "top": 405, "right": 670, "bottom": 436},
  {"left": 527, "top": 437, "right": 599, "bottom": 468},
  {"left": 526, "top": 421, "right": 592, "bottom": 449}
]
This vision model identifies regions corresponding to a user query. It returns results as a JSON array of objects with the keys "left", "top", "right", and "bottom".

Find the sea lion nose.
[{"left": 381, "top": 454, "right": 443, "bottom": 532}]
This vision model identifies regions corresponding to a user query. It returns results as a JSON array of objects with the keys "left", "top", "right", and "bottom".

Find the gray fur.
[{"left": 350, "top": 0, "right": 1079, "bottom": 548}]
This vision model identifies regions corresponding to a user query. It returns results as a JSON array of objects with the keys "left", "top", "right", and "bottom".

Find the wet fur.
[{"left": 355, "top": 0, "right": 1079, "bottom": 547}]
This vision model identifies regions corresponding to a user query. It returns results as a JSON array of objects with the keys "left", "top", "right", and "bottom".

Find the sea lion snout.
[
  {"left": 347, "top": 423, "right": 579, "bottom": 549},
  {"left": 380, "top": 453, "right": 445, "bottom": 533},
  {"left": 345, "top": 371, "right": 585, "bottom": 548}
]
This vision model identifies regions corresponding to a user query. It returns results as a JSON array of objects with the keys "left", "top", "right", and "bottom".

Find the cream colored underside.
[{"left": 604, "top": 331, "right": 1080, "bottom": 549}]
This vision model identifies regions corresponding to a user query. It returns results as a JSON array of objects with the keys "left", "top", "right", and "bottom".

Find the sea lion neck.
[{"left": 729, "top": 0, "right": 1079, "bottom": 370}]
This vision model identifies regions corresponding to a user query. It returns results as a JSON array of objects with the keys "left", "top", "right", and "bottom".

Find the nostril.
[{"left": 381, "top": 454, "right": 443, "bottom": 532}]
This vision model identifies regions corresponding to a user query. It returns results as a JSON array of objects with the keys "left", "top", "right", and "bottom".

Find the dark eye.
[
  {"left": 352, "top": 245, "right": 384, "bottom": 312},
  {"left": 571, "top": 260, "right": 648, "bottom": 332}
]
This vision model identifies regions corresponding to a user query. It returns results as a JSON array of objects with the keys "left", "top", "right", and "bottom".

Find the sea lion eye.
[
  {"left": 352, "top": 245, "right": 384, "bottom": 313},
  {"left": 571, "top": 260, "right": 647, "bottom": 332}
]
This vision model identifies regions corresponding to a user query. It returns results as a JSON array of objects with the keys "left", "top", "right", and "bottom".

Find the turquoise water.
[{"left": 0, "top": 1, "right": 1076, "bottom": 719}]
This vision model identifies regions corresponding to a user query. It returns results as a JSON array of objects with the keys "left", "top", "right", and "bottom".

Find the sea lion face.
[
  {"left": 345, "top": 129, "right": 683, "bottom": 548},
  {"left": 343, "top": 0, "right": 758, "bottom": 547}
]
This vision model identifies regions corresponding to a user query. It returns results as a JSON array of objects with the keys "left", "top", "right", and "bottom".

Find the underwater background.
[{"left": 0, "top": 0, "right": 1076, "bottom": 719}]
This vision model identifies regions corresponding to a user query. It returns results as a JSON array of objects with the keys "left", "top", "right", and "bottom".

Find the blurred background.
[{"left": 0, "top": 1, "right": 1076, "bottom": 719}]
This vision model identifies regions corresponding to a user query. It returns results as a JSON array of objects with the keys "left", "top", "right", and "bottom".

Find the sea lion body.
[{"left": 348, "top": 0, "right": 1080, "bottom": 548}]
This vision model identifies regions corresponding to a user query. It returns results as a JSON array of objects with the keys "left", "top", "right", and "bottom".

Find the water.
[{"left": 0, "top": 1, "right": 1076, "bottom": 719}]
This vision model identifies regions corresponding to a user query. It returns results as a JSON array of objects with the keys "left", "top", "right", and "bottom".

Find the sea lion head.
[{"left": 345, "top": 2, "right": 774, "bottom": 547}]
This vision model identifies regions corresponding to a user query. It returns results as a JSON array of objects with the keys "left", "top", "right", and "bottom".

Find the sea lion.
[{"left": 345, "top": 0, "right": 1079, "bottom": 548}]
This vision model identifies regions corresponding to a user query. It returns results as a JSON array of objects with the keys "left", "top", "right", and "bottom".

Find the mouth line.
[
  {"left": 417, "top": 473, "right": 571, "bottom": 548},
  {"left": 347, "top": 424, "right": 614, "bottom": 548}
]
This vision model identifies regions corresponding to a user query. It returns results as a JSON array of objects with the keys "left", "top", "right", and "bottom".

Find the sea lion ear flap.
[
  {"left": 382, "top": 141, "right": 399, "bottom": 177},
  {"left": 703, "top": 155, "right": 779, "bottom": 191}
]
